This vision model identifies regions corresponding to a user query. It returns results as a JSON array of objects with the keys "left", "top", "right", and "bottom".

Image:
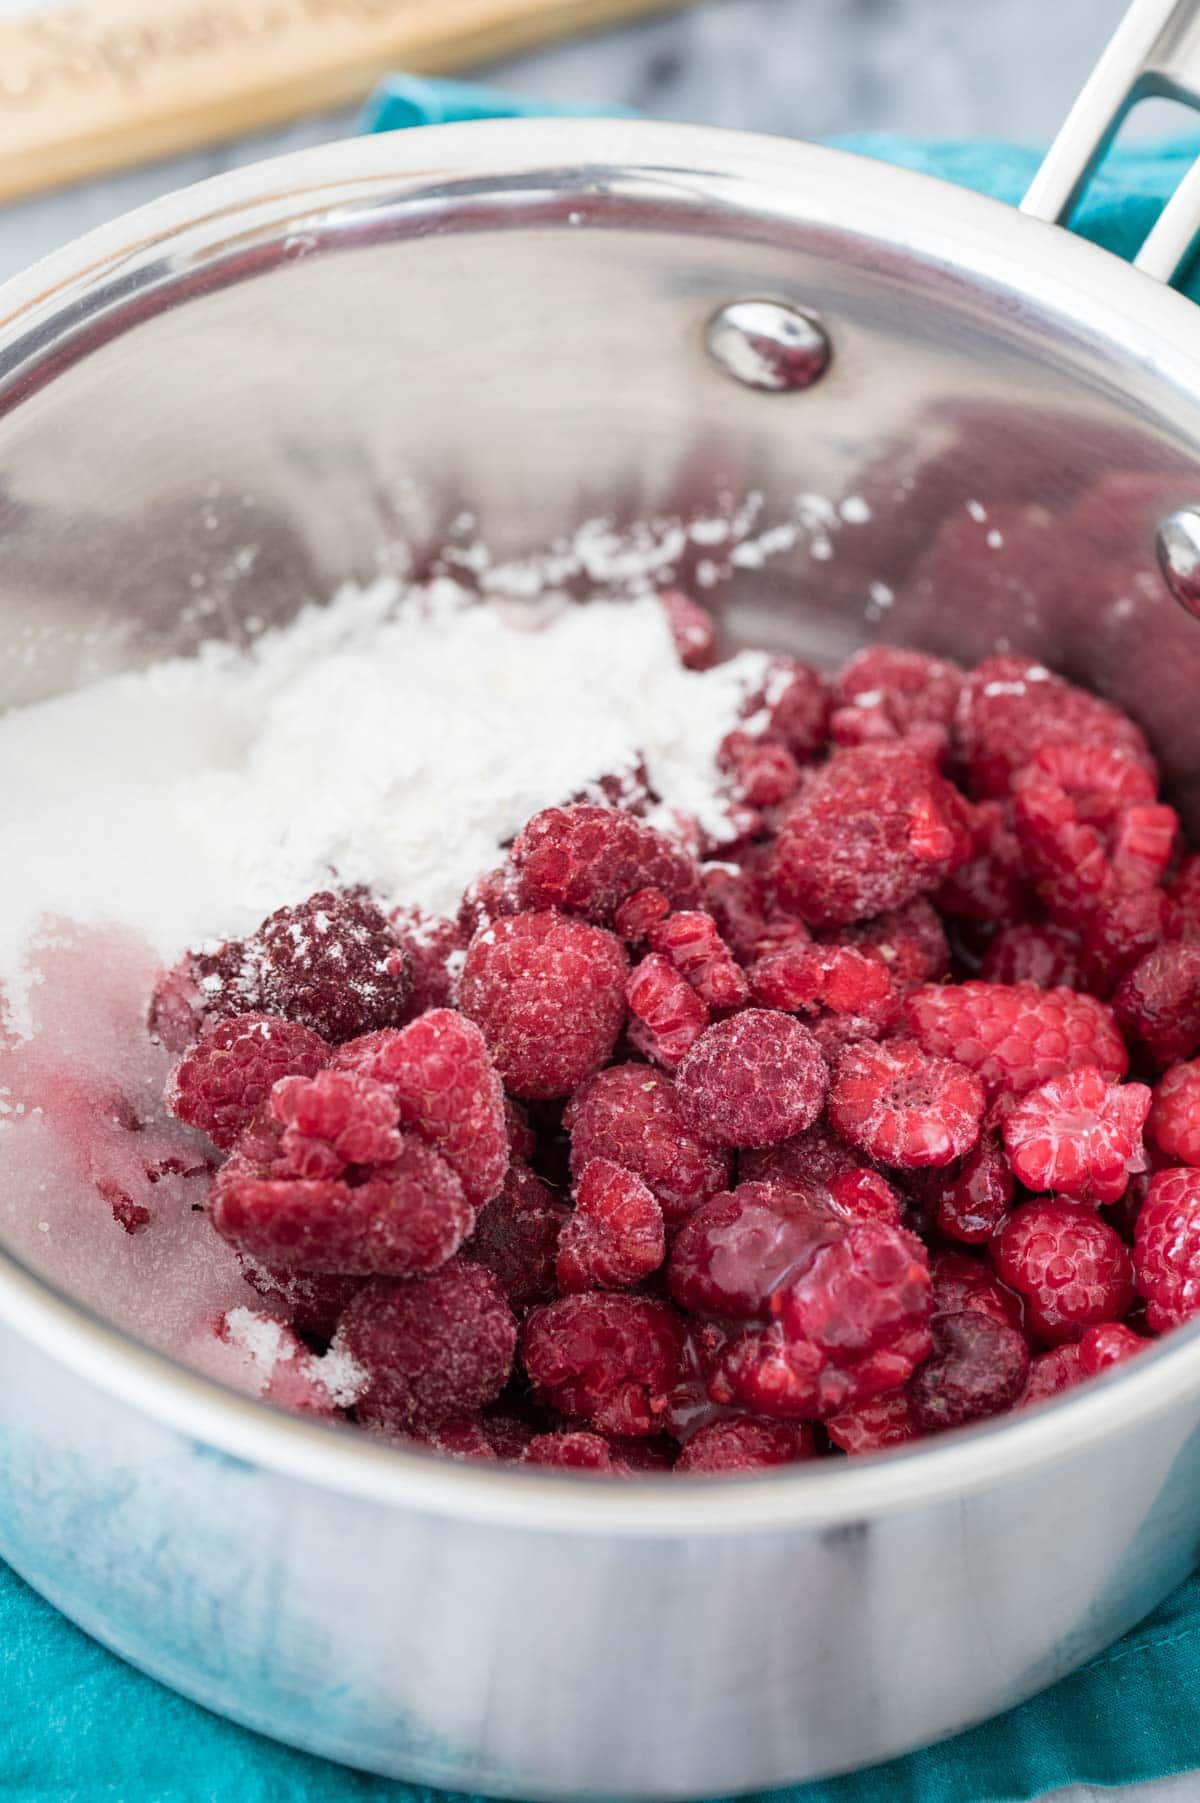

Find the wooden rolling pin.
[{"left": 0, "top": 0, "right": 691, "bottom": 204}]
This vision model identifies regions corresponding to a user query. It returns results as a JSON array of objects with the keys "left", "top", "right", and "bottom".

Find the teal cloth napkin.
[{"left": 9, "top": 78, "right": 1200, "bottom": 1803}]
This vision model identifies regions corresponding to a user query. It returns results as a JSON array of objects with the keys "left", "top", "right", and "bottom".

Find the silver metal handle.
[{"left": 1022, "top": 0, "right": 1200, "bottom": 282}]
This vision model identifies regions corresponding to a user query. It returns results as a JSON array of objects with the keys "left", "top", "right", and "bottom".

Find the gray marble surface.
[
  {"left": 0, "top": 6, "right": 1195, "bottom": 1799},
  {"left": 0, "top": 0, "right": 1137, "bottom": 282}
]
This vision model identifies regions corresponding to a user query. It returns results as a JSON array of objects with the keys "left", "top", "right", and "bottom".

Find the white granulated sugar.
[{"left": 0, "top": 580, "right": 769, "bottom": 1030}]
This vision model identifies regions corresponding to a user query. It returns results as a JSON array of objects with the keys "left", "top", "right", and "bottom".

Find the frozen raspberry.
[
  {"left": 421, "top": 1419, "right": 498, "bottom": 1463},
  {"left": 1115, "top": 942, "right": 1200, "bottom": 1067},
  {"left": 522, "top": 1294, "right": 685, "bottom": 1436},
  {"left": 246, "top": 890, "right": 415, "bottom": 1043},
  {"left": 936, "top": 799, "right": 1029, "bottom": 925},
  {"left": 333, "top": 1009, "right": 507, "bottom": 1207},
  {"left": 675, "top": 1416, "right": 815, "bottom": 1474},
  {"left": 825, "top": 1168, "right": 905, "bottom": 1226},
  {"left": 911, "top": 1311, "right": 1029, "bottom": 1433},
  {"left": 337, "top": 1261, "right": 517, "bottom": 1433},
  {"left": 212, "top": 1131, "right": 471, "bottom": 1276},
  {"left": 750, "top": 942, "right": 897, "bottom": 1035},
  {"left": 1002, "top": 1067, "right": 1150, "bottom": 1205},
  {"left": 389, "top": 907, "right": 463, "bottom": 1015},
  {"left": 922, "top": 1135, "right": 1014, "bottom": 1244},
  {"left": 564, "top": 1064, "right": 730, "bottom": 1225},
  {"left": 659, "top": 589, "right": 717, "bottom": 669},
  {"left": 667, "top": 1180, "right": 844, "bottom": 1320},
  {"left": 700, "top": 863, "right": 780, "bottom": 964},
  {"left": 1134, "top": 1167, "right": 1200, "bottom": 1331},
  {"left": 829, "top": 1039, "right": 984, "bottom": 1169},
  {"left": 661, "top": 1320, "right": 731, "bottom": 1441},
  {"left": 645, "top": 911, "right": 749, "bottom": 1010},
  {"left": 826, "top": 1389, "right": 921, "bottom": 1455},
  {"left": 930, "top": 1250, "right": 1022, "bottom": 1329},
  {"left": 614, "top": 887, "right": 672, "bottom": 944},
  {"left": 556, "top": 1158, "right": 666, "bottom": 1293},
  {"left": 993, "top": 1200, "right": 1134, "bottom": 1344},
  {"left": 270, "top": 1069, "right": 403, "bottom": 1176},
  {"left": 740, "top": 1120, "right": 863, "bottom": 1190},
  {"left": 831, "top": 646, "right": 963, "bottom": 760},
  {"left": 730, "top": 738, "right": 804, "bottom": 809},
  {"left": 1078, "top": 1321, "right": 1148, "bottom": 1375},
  {"left": 768, "top": 744, "right": 971, "bottom": 928},
  {"left": 458, "top": 864, "right": 522, "bottom": 938},
  {"left": 675, "top": 1010, "right": 828, "bottom": 1149},
  {"left": 463, "top": 1162, "right": 569, "bottom": 1308},
  {"left": 902, "top": 981, "right": 1128, "bottom": 1095},
  {"left": 523, "top": 1432, "right": 633, "bottom": 1473},
  {"left": 1168, "top": 854, "right": 1200, "bottom": 940},
  {"left": 1022, "top": 1343, "right": 1084, "bottom": 1406},
  {"left": 1082, "top": 890, "right": 1171, "bottom": 996},
  {"left": 1112, "top": 804, "right": 1179, "bottom": 892},
  {"left": 738, "top": 656, "right": 831, "bottom": 761},
  {"left": 168, "top": 1013, "right": 329, "bottom": 1150},
  {"left": 238, "top": 1262, "right": 364, "bottom": 1343},
  {"left": 981, "top": 924, "right": 1083, "bottom": 991},
  {"left": 1148, "top": 1061, "right": 1200, "bottom": 1166},
  {"left": 829, "top": 898, "right": 950, "bottom": 991},
  {"left": 459, "top": 912, "right": 628, "bottom": 1100},
  {"left": 625, "top": 953, "right": 710, "bottom": 1068},
  {"left": 714, "top": 1221, "right": 932, "bottom": 1418},
  {"left": 512, "top": 805, "right": 700, "bottom": 924},
  {"left": 955, "top": 656, "right": 1154, "bottom": 800},
  {"left": 1012, "top": 746, "right": 1162, "bottom": 922}
]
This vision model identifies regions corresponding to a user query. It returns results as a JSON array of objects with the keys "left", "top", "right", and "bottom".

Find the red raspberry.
[
  {"left": 255, "top": 890, "right": 415, "bottom": 1042},
  {"left": 700, "top": 863, "right": 780, "bottom": 964},
  {"left": 270, "top": 1069, "right": 403, "bottom": 1176},
  {"left": 1115, "top": 942, "right": 1200, "bottom": 1067},
  {"left": 992, "top": 1200, "right": 1134, "bottom": 1344},
  {"left": 675, "top": 1416, "right": 816, "bottom": 1474},
  {"left": 459, "top": 912, "right": 628, "bottom": 1099},
  {"left": 212, "top": 1128, "right": 472, "bottom": 1277},
  {"left": 922, "top": 1135, "right": 1014, "bottom": 1244},
  {"left": 825, "top": 1168, "right": 905, "bottom": 1227},
  {"left": 337, "top": 1261, "right": 517, "bottom": 1433},
  {"left": 828, "top": 897, "right": 950, "bottom": 990},
  {"left": 768, "top": 745, "right": 971, "bottom": 928},
  {"left": 738, "top": 656, "right": 831, "bottom": 761},
  {"left": 1011, "top": 746, "right": 1162, "bottom": 923},
  {"left": 1168, "top": 854, "right": 1200, "bottom": 939},
  {"left": 1110, "top": 805, "right": 1179, "bottom": 895},
  {"left": 512, "top": 805, "right": 700, "bottom": 924},
  {"left": 662, "top": 1320, "right": 731, "bottom": 1441},
  {"left": 521, "top": 1294, "right": 685, "bottom": 1436},
  {"left": 1022, "top": 1343, "right": 1084, "bottom": 1406},
  {"left": 936, "top": 799, "right": 1029, "bottom": 925},
  {"left": 1078, "top": 1321, "right": 1148, "bottom": 1375},
  {"left": 462, "top": 1162, "right": 569, "bottom": 1309},
  {"left": 458, "top": 864, "right": 523, "bottom": 939},
  {"left": 659, "top": 589, "right": 717, "bottom": 670},
  {"left": 902, "top": 981, "right": 1128, "bottom": 1095},
  {"left": 714, "top": 1221, "right": 932, "bottom": 1418},
  {"left": 389, "top": 907, "right": 463, "bottom": 1016},
  {"left": 564, "top": 1063, "right": 731, "bottom": 1225},
  {"left": 421, "top": 1419, "right": 498, "bottom": 1463},
  {"left": 667, "top": 1180, "right": 844, "bottom": 1320},
  {"left": 930, "top": 1250, "right": 1022, "bottom": 1329},
  {"left": 750, "top": 942, "right": 897, "bottom": 1032},
  {"left": 1081, "top": 890, "right": 1171, "bottom": 995},
  {"left": 829, "top": 1039, "right": 984, "bottom": 1169},
  {"left": 740, "top": 1120, "right": 864, "bottom": 1190},
  {"left": 625, "top": 953, "right": 710, "bottom": 1069},
  {"left": 981, "top": 924, "right": 1083, "bottom": 990},
  {"left": 830, "top": 646, "right": 963, "bottom": 760},
  {"left": 720, "top": 737, "right": 802, "bottom": 809},
  {"left": 1148, "top": 1061, "right": 1200, "bottom": 1166},
  {"left": 556, "top": 1158, "right": 666, "bottom": 1293},
  {"left": 523, "top": 1432, "right": 634, "bottom": 1473},
  {"left": 1134, "top": 1167, "right": 1200, "bottom": 1331},
  {"left": 332, "top": 1009, "right": 507, "bottom": 1208},
  {"left": 674, "top": 1010, "right": 828, "bottom": 1149},
  {"left": 1002, "top": 1067, "right": 1150, "bottom": 1205},
  {"left": 910, "top": 1311, "right": 1029, "bottom": 1433},
  {"left": 613, "top": 887, "right": 672, "bottom": 944},
  {"left": 955, "top": 656, "right": 1154, "bottom": 800},
  {"left": 645, "top": 911, "right": 749, "bottom": 1010},
  {"left": 825, "top": 1389, "right": 921, "bottom": 1455},
  {"left": 238, "top": 1263, "right": 364, "bottom": 1343},
  {"left": 168, "top": 1013, "right": 329, "bottom": 1150}
]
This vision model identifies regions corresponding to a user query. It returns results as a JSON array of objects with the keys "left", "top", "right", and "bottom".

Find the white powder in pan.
[{"left": 0, "top": 578, "right": 769, "bottom": 1032}]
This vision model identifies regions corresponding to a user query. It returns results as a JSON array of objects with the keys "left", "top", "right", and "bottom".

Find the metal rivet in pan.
[
  {"left": 706, "top": 299, "right": 830, "bottom": 393},
  {"left": 1157, "top": 508, "right": 1200, "bottom": 618}
]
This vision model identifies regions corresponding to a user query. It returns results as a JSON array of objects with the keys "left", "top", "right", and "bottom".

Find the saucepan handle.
[{"left": 1022, "top": 0, "right": 1200, "bottom": 281}]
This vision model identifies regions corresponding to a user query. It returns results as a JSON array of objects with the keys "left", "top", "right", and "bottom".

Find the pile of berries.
[{"left": 151, "top": 608, "right": 1200, "bottom": 1476}]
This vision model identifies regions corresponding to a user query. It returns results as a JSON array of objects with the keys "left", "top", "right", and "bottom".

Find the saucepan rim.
[{"left": 2, "top": 117, "right": 1200, "bottom": 1538}]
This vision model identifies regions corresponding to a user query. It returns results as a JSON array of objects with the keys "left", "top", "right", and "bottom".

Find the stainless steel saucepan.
[{"left": 4, "top": 2, "right": 1200, "bottom": 1794}]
